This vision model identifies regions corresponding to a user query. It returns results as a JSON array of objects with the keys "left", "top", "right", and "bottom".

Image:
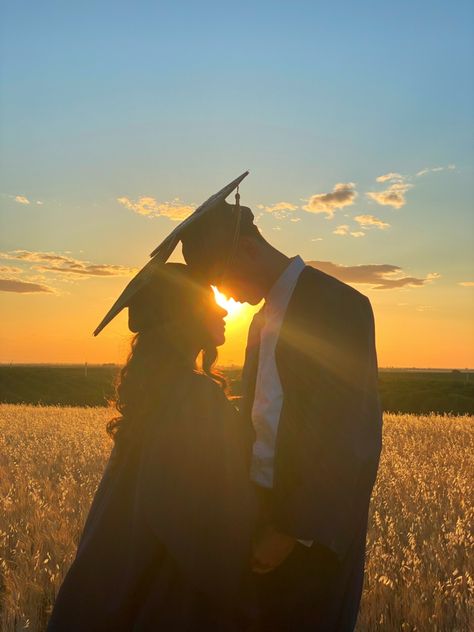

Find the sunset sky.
[{"left": 1, "top": 1, "right": 473, "bottom": 368}]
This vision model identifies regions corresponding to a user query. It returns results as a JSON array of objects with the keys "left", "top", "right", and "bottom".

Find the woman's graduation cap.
[{"left": 93, "top": 171, "right": 249, "bottom": 337}]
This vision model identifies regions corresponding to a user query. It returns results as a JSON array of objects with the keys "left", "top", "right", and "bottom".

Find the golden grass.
[{"left": 0, "top": 405, "right": 472, "bottom": 631}]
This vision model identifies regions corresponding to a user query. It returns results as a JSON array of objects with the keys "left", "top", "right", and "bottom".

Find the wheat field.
[{"left": 0, "top": 405, "right": 472, "bottom": 631}]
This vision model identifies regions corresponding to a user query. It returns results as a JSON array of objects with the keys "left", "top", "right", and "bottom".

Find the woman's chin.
[{"left": 213, "top": 332, "right": 226, "bottom": 347}]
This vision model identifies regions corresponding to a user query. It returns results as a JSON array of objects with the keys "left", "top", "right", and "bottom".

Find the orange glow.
[
  {"left": 212, "top": 286, "right": 244, "bottom": 319},
  {"left": 1, "top": 275, "right": 472, "bottom": 369}
]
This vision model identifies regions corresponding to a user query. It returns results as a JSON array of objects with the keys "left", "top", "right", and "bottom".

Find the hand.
[{"left": 251, "top": 525, "right": 296, "bottom": 574}]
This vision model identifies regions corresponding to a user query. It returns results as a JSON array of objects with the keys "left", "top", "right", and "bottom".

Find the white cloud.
[
  {"left": 257, "top": 201, "right": 299, "bottom": 220},
  {"left": 416, "top": 164, "right": 456, "bottom": 177},
  {"left": 263, "top": 202, "right": 298, "bottom": 213},
  {"left": 302, "top": 183, "right": 357, "bottom": 219},
  {"left": 366, "top": 181, "right": 412, "bottom": 209},
  {"left": 354, "top": 214, "right": 390, "bottom": 229},
  {"left": 117, "top": 196, "right": 194, "bottom": 221},
  {"left": 333, "top": 224, "right": 349, "bottom": 236},
  {"left": 14, "top": 195, "right": 30, "bottom": 205},
  {"left": 333, "top": 225, "right": 365, "bottom": 238},
  {"left": 376, "top": 172, "right": 403, "bottom": 183},
  {"left": 458, "top": 281, "right": 474, "bottom": 287},
  {"left": 368, "top": 164, "right": 455, "bottom": 211}
]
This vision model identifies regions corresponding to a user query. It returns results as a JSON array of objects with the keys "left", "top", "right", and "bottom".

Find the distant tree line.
[{"left": 0, "top": 366, "right": 473, "bottom": 415}]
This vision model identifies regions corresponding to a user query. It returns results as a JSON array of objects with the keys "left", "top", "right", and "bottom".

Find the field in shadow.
[{"left": 0, "top": 365, "right": 473, "bottom": 414}]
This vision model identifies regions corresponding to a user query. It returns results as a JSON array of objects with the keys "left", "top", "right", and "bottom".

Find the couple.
[{"left": 47, "top": 174, "right": 382, "bottom": 631}]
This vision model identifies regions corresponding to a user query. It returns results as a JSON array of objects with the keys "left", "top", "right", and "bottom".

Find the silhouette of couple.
[{"left": 47, "top": 178, "right": 382, "bottom": 631}]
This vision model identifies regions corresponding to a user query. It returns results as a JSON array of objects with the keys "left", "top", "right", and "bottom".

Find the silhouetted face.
[
  {"left": 217, "top": 236, "right": 266, "bottom": 305},
  {"left": 198, "top": 287, "right": 228, "bottom": 347},
  {"left": 181, "top": 203, "right": 264, "bottom": 305},
  {"left": 129, "top": 264, "right": 228, "bottom": 350},
  {"left": 218, "top": 267, "right": 263, "bottom": 305}
]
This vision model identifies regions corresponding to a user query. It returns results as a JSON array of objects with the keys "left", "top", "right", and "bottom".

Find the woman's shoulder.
[
  {"left": 183, "top": 371, "right": 230, "bottom": 411},
  {"left": 151, "top": 370, "right": 230, "bottom": 424},
  {"left": 142, "top": 371, "right": 230, "bottom": 438},
  {"left": 143, "top": 372, "right": 235, "bottom": 459}
]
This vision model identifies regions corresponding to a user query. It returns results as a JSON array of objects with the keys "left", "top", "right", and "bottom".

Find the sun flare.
[{"left": 212, "top": 286, "right": 243, "bottom": 319}]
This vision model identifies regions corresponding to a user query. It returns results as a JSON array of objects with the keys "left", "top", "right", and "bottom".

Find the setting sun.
[{"left": 212, "top": 286, "right": 244, "bottom": 319}]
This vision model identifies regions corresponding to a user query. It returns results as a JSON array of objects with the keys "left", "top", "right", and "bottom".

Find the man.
[{"left": 181, "top": 200, "right": 382, "bottom": 631}]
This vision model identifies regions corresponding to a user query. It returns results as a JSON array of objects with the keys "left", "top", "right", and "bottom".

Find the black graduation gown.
[
  {"left": 241, "top": 265, "right": 382, "bottom": 631},
  {"left": 47, "top": 372, "right": 257, "bottom": 632}
]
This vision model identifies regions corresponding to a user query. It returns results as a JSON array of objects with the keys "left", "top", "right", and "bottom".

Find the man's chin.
[
  {"left": 224, "top": 289, "right": 262, "bottom": 305},
  {"left": 245, "top": 296, "right": 263, "bottom": 306},
  {"left": 234, "top": 293, "right": 262, "bottom": 306},
  {"left": 219, "top": 283, "right": 259, "bottom": 305}
]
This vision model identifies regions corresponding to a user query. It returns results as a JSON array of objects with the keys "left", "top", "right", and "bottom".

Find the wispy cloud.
[
  {"left": 416, "top": 164, "right": 456, "bottom": 177},
  {"left": 259, "top": 202, "right": 298, "bottom": 213},
  {"left": 117, "top": 196, "right": 193, "bottom": 221},
  {"left": 14, "top": 195, "right": 30, "bottom": 205},
  {"left": 0, "top": 265, "right": 22, "bottom": 274},
  {"left": 0, "top": 278, "right": 54, "bottom": 293},
  {"left": 458, "top": 281, "right": 474, "bottom": 287},
  {"left": 306, "top": 261, "right": 440, "bottom": 290},
  {"left": 302, "top": 183, "right": 357, "bottom": 219},
  {"left": 416, "top": 304, "right": 434, "bottom": 312},
  {"left": 333, "top": 225, "right": 365, "bottom": 238},
  {"left": 376, "top": 172, "right": 403, "bottom": 183},
  {"left": 35, "top": 263, "right": 136, "bottom": 277},
  {"left": 368, "top": 164, "right": 455, "bottom": 209},
  {"left": 0, "top": 250, "right": 136, "bottom": 278},
  {"left": 354, "top": 214, "right": 390, "bottom": 230},
  {"left": 256, "top": 201, "right": 298, "bottom": 221},
  {"left": 1, "top": 251, "right": 79, "bottom": 265}
]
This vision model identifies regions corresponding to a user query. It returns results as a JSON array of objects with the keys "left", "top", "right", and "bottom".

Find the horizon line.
[{"left": 0, "top": 362, "right": 473, "bottom": 372}]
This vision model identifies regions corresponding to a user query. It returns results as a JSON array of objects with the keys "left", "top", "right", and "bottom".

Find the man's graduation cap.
[{"left": 93, "top": 171, "right": 249, "bottom": 337}]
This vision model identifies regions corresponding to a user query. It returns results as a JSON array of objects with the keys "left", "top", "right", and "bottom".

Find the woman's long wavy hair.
[{"left": 106, "top": 264, "right": 225, "bottom": 456}]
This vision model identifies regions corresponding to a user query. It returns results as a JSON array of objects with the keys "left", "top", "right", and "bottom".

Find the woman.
[{"left": 47, "top": 263, "right": 257, "bottom": 631}]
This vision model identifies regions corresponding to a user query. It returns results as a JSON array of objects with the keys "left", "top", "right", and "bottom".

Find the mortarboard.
[{"left": 93, "top": 171, "right": 249, "bottom": 336}]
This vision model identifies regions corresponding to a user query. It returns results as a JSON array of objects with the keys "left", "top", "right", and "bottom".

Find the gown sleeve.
[{"left": 137, "top": 372, "right": 256, "bottom": 605}]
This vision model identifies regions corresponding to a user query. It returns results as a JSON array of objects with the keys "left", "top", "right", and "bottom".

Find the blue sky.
[{"left": 1, "top": 1, "right": 473, "bottom": 366}]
